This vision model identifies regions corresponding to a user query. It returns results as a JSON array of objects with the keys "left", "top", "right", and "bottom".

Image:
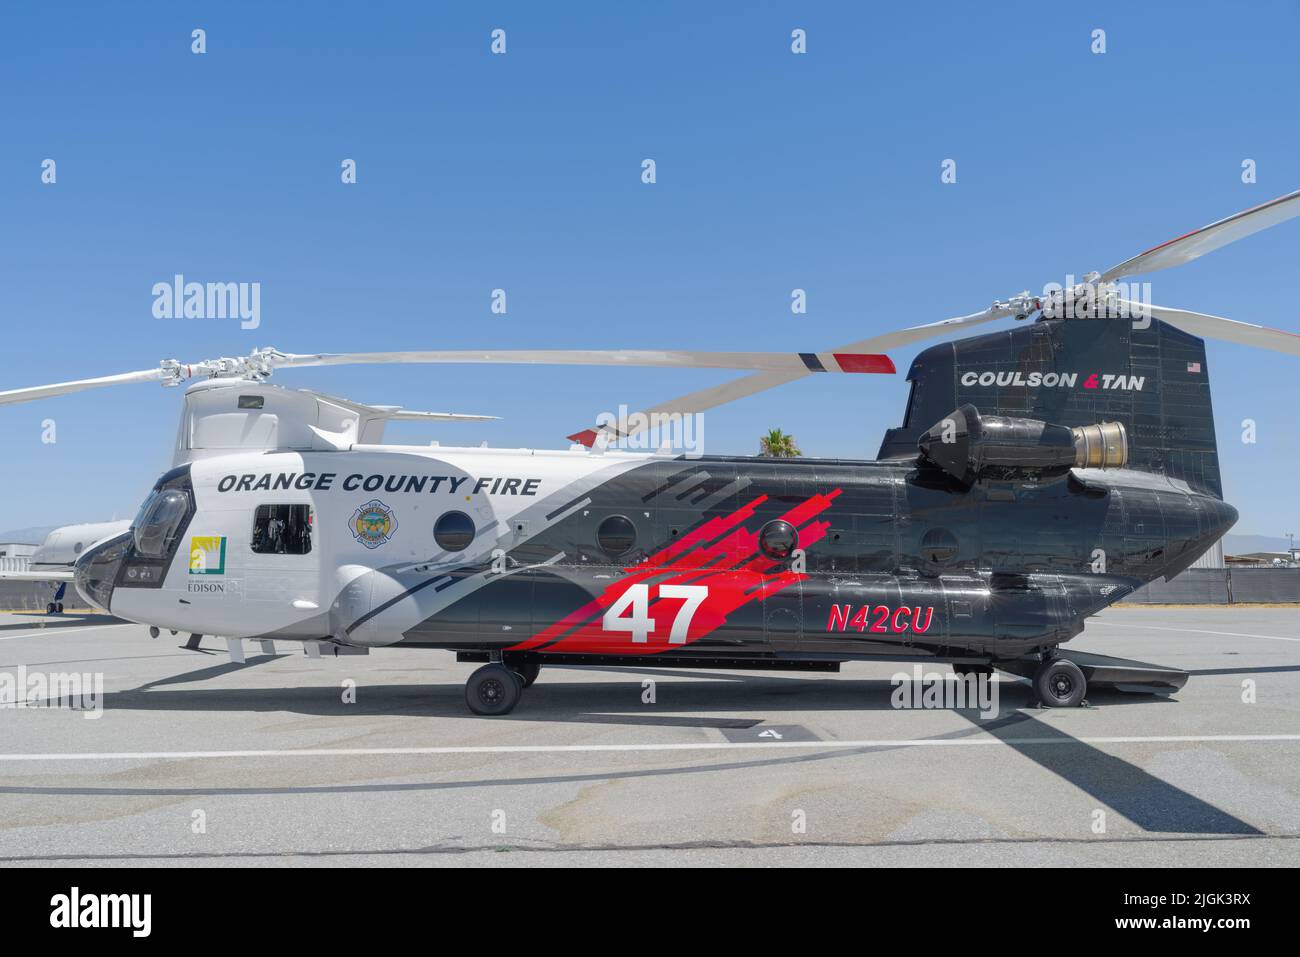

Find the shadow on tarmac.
[
  {"left": 0, "top": 613, "right": 126, "bottom": 634},
  {"left": 17, "top": 658, "right": 1260, "bottom": 837}
]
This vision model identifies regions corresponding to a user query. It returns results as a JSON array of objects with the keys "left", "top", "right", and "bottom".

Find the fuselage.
[
  {"left": 77, "top": 443, "right": 1236, "bottom": 664},
  {"left": 29, "top": 520, "right": 131, "bottom": 573}
]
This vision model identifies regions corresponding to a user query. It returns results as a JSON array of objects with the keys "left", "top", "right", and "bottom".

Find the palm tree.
[{"left": 759, "top": 428, "right": 802, "bottom": 458}]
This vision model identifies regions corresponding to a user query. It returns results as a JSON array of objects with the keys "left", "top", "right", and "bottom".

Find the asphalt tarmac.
[{"left": 0, "top": 606, "right": 1297, "bottom": 866}]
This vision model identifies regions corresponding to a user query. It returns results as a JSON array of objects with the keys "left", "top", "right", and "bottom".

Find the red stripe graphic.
[
  {"left": 509, "top": 489, "right": 840, "bottom": 655},
  {"left": 832, "top": 353, "right": 896, "bottom": 374}
]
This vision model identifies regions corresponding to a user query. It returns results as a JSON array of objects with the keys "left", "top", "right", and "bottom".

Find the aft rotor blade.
[
  {"left": 566, "top": 306, "right": 1012, "bottom": 446},
  {"left": 1118, "top": 300, "right": 1300, "bottom": 356},
  {"left": 1101, "top": 188, "right": 1300, "bottom": 283},
  {"left": 0, "top": 368, "right": 165, "bottom": 407},
  {"left": 815, "top": 304, "right": 1018, "bottom": 356},
  {"left": 270, "top": 349, "right": 894, "bottom": 375}
]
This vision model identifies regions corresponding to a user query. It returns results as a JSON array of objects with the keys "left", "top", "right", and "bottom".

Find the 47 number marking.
[{"left": 602, "top": 583, "right": 708, "bottom": 644}]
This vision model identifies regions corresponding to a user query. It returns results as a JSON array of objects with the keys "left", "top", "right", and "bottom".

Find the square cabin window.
[{"left": 252, "top": 504, "right": 313, "bottom": 555}]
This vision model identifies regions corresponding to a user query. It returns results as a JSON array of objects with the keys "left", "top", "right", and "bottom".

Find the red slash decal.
[{"left": 509, "top": 490, "right": 840, "bottom": 655}]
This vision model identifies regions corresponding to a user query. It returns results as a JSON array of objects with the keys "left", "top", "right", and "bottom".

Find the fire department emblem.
[{"left": 350, "top": 500, "right": 397, "bottom": 549}]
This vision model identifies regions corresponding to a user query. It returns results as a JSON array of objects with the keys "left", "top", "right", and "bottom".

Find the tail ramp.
[{"left": 878, "top": 316, "right": 1223, "bottom": 499}]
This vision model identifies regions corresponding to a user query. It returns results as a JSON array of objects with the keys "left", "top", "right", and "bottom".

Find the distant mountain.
[
  {"left": 1223, "top": 533, "right": 1296, "bottom": 556},
  {"left": 0, "top": 526, "right": 56, "bottom": 545}
]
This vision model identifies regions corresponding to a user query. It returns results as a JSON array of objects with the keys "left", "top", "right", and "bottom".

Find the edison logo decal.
[
  {"left": 189, "top": 536, "right": 226, "bottom": 575},
  {"left": 350, "top": 500, "right": 397, "bottom": 549}
]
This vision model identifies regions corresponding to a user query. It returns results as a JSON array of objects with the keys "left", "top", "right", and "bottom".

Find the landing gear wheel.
[
  {"left": 46, "top": 603, "right": 56, "bottom": 615},
  {"left": 466, "top": 664, "right": 522, "bottom": 716},
  {"left": 1034, "top": 658, "right": 1086, "bottom": 708},
  {"left": 513, "top": 662, "right": 541, "bottom": 688},
  {"left": 56, "top": 602, "right": 64, "bottom": 614}
]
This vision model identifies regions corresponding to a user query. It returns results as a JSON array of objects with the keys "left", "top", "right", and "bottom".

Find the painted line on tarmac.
[
  {"left": 1091, "top": 620, "right": 1300, "bottom": 643},
  {"left": 1, "top": 734, "right": 1299, "bottom": 763}
]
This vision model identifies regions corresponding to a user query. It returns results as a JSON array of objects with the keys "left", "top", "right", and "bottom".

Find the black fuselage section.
[{"left": 404, "top": 453, "right": 1235, "bottom": 665}]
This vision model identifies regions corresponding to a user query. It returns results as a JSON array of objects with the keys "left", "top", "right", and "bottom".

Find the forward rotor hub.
[{"left": 158, "top": 349, "right": 285, "bottom": 387}]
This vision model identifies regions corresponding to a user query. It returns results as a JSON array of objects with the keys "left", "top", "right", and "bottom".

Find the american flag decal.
[{"left": 1187, "top": 361, "right": 1202, "bottom": 373}]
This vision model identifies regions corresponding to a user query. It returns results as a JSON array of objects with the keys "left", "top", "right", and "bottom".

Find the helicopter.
[
  {"left": 0, "top": 520, "right": 131, "bottom": 614},
  {"left": 3, "top": 190, "right": 1299, "bottom": 715}
]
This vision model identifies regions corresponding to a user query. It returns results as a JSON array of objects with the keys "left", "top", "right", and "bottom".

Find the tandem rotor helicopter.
[{"left": 3, "top": 190, "right": 1300, "bottom": 715}]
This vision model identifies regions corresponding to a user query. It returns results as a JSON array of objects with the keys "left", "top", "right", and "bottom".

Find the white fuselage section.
[{"left": 108, "top": 445, "right": 653, "bottom": 642}]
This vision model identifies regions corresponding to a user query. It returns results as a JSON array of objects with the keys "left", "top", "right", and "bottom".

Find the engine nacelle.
[{"left": 918, "top": 404, "right": 1127, "bottom": 484}]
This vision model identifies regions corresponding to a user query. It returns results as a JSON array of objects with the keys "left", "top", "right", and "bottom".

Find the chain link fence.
[{"left": 1122, "top": 568, "right": 1300, "bottom": 604}]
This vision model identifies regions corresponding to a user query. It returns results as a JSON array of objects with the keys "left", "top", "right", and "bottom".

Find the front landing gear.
[
  {"left": 513, "top": 662, "right": 541, "bottom": 688},
  {"left": 466, "top": 664, "right": 522, "bottom": 716},
  {"left": 1034, "top": 657, "right": 1086, "bottom": 708}
]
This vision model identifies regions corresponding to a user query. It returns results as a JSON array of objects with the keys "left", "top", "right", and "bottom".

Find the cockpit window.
[
  {"left": 133, "top": 489, "right": 191, "bottom": 558},
  {"left": 132, "top": 490, "right": 158, "bottom": 529},
  {"left": 252, "top": 504, "right": 313, "bottom": 555}
]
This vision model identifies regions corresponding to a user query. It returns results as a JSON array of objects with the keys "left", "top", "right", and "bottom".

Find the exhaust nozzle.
[{"left": 1072, "top": 421, "right": 1127, "bottom": 469}]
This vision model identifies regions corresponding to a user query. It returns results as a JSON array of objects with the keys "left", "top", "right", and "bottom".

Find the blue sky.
[{"left": 2, "top": 1, "right": 1299, "bottom": 537}]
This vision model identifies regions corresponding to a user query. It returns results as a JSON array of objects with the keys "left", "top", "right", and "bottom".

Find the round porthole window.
[
  {"left": 434, "top": 511, "right": 475, "bottom": 552},
  {"left": 759, "top": 519, "right": 798, "bottom": 560},
  {"left": 920, "top": 527, "right": 958, "bottom": 564},
  {"left": 597, "top": 515, "right": 637, "bottom": 556}
]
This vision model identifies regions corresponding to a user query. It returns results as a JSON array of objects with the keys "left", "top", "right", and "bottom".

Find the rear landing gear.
[
  {"left": 1034, "top": 657, "right": 1086, "bottom": 708},
  {"left": 466, "top": 663, "right": 522, "bottom": 716}
]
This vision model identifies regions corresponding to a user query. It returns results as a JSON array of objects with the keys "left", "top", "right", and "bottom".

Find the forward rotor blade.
[
  {"left": 270, "top": 349, "right": 894, "bottom": 375},
  {"left": 384, "top": 410, "right": 500, "bottom": 423},
  {"left": 1117, "top": 300, "right": 1300, "bottom": 356},
  {"left": 567, "top": 306, "right": 1012, "bottom": 446},
  {"left": 0, "top": 368, "right": 164, "bottom": 407},
  {"left": 1101, "top": 188, "right": 1300, "bottom": 283},
  {"left": 567, "top": 369, "right": 809, "bottom": 447},
  {"left": 300, "top": 390, "right": 500, "bottom": 424},
  {"left": 0, "top": 346, "right": 892, "bottom": 412}
]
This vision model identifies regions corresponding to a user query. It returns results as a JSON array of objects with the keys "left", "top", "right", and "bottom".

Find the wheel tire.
[
  {"left": 46, "top": 603, "right": 56, "bottom": 615},
  {"left": 514, "top": 662, "right": 541, "bottom": 688},
  {"left": 1034, "top": 658, "right": 1086, "bottom": 708},
  {"left": 56, "top": 602, "right": 64, "bottom": 614},
  {"left": 466, "top": 664, "right": 522, "bottom": 716}
]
